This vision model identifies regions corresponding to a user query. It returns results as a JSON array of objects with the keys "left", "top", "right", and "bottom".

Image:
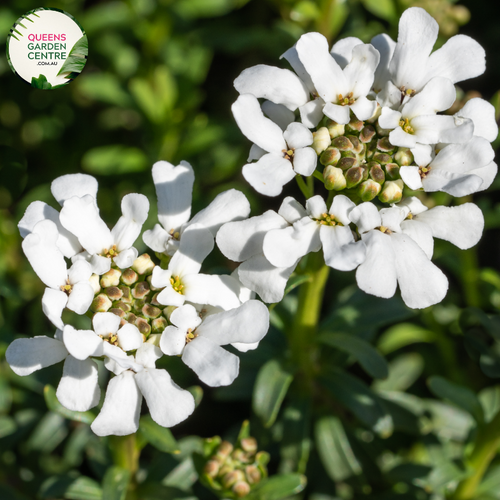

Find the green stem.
[
  {"left": 289, "top": 252, "right": 330, "bottom": 382},
  {"left": 109, "top": 434, "right": 140, "bottom": 500},
  {"left": 296, "top": 174, "right": 311, "bottom": 199},
  {"left": 313, "top": 170, "right": 325, "bottom": 183},
  {"left": 450, "top": 411, "right": 500, "bottom": 500}
]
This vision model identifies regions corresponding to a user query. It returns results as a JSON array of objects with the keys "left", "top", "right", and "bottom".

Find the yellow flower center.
[
  {"left": 100, "top": 333, "right": 119, "bottom": 346},
  {"left": 316, "top": 213, "right": 343, "bottom": 227},
  {"left": 60, "top": 281, "right": 72, "bottom": 295},
  {"left": 419, "top": 166, "right": 431, "bottom": 179},
  {"left": 102, "top": 245, "right": 118, "bottom": 258},
  {"left": 399, "top": 118, "right": 414, "bottom": 134},
  {"left": 168, "top": 229, "right": 181, "bottom": 240},
  {"left": 170, "top": 275, "right": 184, "bottom": 294},
  {"left": 185, "top": 328, "right": 198, "bottom": 344},
  {"left": 282, "top": 149, "right": 295, "bottom": 161},
  {"left": 378, "top": 225, "right": 393, "bottom": 235}
]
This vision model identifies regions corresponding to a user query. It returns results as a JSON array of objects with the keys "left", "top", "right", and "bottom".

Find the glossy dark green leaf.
[
  {"left": 102, "top": 467, "right": 130, "bottom": 500},
  {"left": 318, "top": 332, "right": 388, "bottom": 379},
  {"left": 245, "top": 473, "right": 307, "bottom": 500},
  {"left": 31, "top": 74, "right": 52, "bottom": 89},
  {"left": 428, "top": 376, "right": 485, "bottom": 424},
  {"left": 315, "top": 416, "right": 362, "bottom": 481},
  {"left": 138, "top": 415, "right": 180, "bottom": 454},
  {"left": 374, "top": 353, "right": 424, "bottom": 392},
  {"left": 378, "top": 323, "right": 436, "bottom": 355},
  {"left": 253, "top": 359, "right": 294, "bottom": 428},
  {"left": 39, "top": 475, "right": 102, "bottom": 500},
  {"left": 44, "top": 385, "right": 95, "bottom": 425},
  {"left": 58, "top": 35, "right": 88, "bottom": 76}
]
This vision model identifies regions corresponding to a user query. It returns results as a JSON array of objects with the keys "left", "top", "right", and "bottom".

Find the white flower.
[
  {"left": 60, "top": 192, "right": 149, "bottom": 273},
  {"left": 143, "top": 160, "right": 250, "bottom": 255},
  {"left": 350, "top": 202, "right": 448, "bottom": 309},
  {"left": 454, "top": 98, "right": 499, "bottom": 143},
  {"left": 295, "top": 32, "right": 380, "bottom": 125},
  {"left": 159, "top": 301, "right": 269, "bottom": 387},
  {"left": 263, "top": 195, "right": 366, "bottom": 272},
  {"left": 232, "top": 94, "right": 318, "bottom": 196},
  {"left": 21, "top": 219, "right": 94, "bottom": 330}
]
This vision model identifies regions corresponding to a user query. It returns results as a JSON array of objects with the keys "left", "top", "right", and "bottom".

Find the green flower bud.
[
  {"left": 346, "top": 117, "right": 364, "bottom": 132},
  {"left": 163, "top": 306, "right": 177, "bottom": 320},
  {"left": 232, "top": 448, "right": 250, "bottom": 464},
  {"left": 326, "top": 119, "right": 345, "bottom": 138},
  {"left": 375, "top": 121, "right": 390, "bottom": 136},
  {"left": 126, "top": 313, "right": 138, "bottom": 324},
  {"left": 320, "top": 147, "right": 341, "bottom": 166},
  {"left": 105, "top": 286, "right": 123, "bottom": 301},
  {"left": 378, "top": 179, "right": 404, "bottom": 204},
  {"left": 331, "top": 136, "right": 353, "bottom": 151},
  {"left": 121, "top": 268, "right": 139, "bottom": 286},
  {"left": 324, "top": 165, "right": 346, "bottom": 191},
  {"left": 218, "top": 440, "right": 234, "bottom": 458},
  {"left": 133, "top": 298, "right": 147, "bottom": 312},
  {"left": 204, "top": 460, "right": 220, "bottom": 478},
  {"left": 369, "top": 164, "right": 385, "bottom": 184},
  {"left": 143, "top": 304, "right": 161, "bottom": 319},
  {"left": 152, "top": 317, "right": 168, "bottom": 333},
  {"left": 232, "top": 481, "right": 251, "bottom": 498},
  {"left": 346, "top": 135, "right": 362, "bottom": 154},
  {"left": 394, "top": 147, "right": 414, "bottom": 166},
  {"left": 245, "top": 465, "right": 261, "bottom": 485},
  {"left": 240, "top": 437, "right": 258, "bottom": 454},
  {"left": 373, "top": 152, "right": 392, "bottom": 165},
  {"left": 312, "top": 127, "right": 331, "bottom": 155},
  {"left": 146, "top": 274, "right": 162, "bottom": 292},
  {"left": 338, "top": 153, "right": 358, "bottom": 171},
  {"left": 146, "top": 333, "right": 162, "bottom": 346},
  {"left": 135, "top": 317, "right": 151, "bottom": 336},
  {"left": 132, "top": 281, "right": 150, "bottom": 299},
  {"left": 385, "top": 163, "right": 400, "bottom": 180},
  {"left": 89, "top": 274, "right": 101, "bottom": 294},
  {"left": 359, "top": 125, "right": 376, "bottom": 143},
  {"left": 115, "top": 301, "right": 132, "bottom": 313},
  {"left": 109, "top": 307, "right": 126, "bottom": 319},
  {"left": 377, "top": 136, "right": 394, "bottom": 152},
  {"left": 118, "top": 285, "right": 132, "bottom": 303},
  {"left": 91, "top": 293, "right": 112, "bottom": 313},
  {"left": 100, "top": 268, "right": 122, "bottom": 288},
  {"left": 358, "top": 179, "right": 382, "bottom": 202},
  {"left": 151, "top": 293, "right": 161, "bottom": 306},
  {"left": 132, "top": 254, "right": 155, "bottom": 275},
  {"left": 345, "top": 166, "right": 364, "bottom": 188},
  {"left": 222, "top": 470, "right": 245, "bottom": 489},
  {"left": 218, "top": 464, "right": 234, "bottom": 478}
]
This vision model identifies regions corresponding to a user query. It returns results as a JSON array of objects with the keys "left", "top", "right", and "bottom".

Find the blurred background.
[{"left": 1, "top": 0, "right": 500, "bottom": 499}]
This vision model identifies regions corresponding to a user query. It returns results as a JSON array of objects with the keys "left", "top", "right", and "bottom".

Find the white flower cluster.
[
  {"left": 7, "top": 164, "right": 270, "bottom": 436},
  {"left": 224, "top": 6, "right": 496, "bottom": 309}
]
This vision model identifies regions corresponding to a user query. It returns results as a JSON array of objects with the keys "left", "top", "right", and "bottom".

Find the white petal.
[
  {"left": 411, "top": 143, "right": 433, "bottom": 165},
  {"left": 412, "top": 115, "right": 473, "bottom": 145},
  {"left": 400, "top": 166, "right": 423, "bottom": 190},
  {"left": 380, "top": 207, "right": 405, "bottom": 233},
  {"left": 279, "top": 196, "right": 308, "bottom": 223},
  {"left": 88, "top": 254, "right": 111, "bottom": 275},
  {"left": 66, "top": 282, "right": 94, "bottom": 314},
  {"left": 349, "top": 202, "right": 381, "bottom": 233},
  {"left": 63, "top": 325, "right": 103, "bottom": 360},
  {"left": 371, "top": 34, "right": 396, "bottom": 92},
  {"left": 135, "top": 368, "right": 195, "bottom": 426},
  {"left": 379, "top": 107, "right": 402, "bottom": 130},
  {"left": 242, "top": 154, "right": 296, "bottom": 197},
  {"left": 135, "top": 344, "right": 162, "bottom": 369},
  {"left": 330, "top": 37, "right": 363, "bottom": 68},
  {"left": 42, "top": 288, "right": 68, "bottom": 330},
  {"left": 197, "top": 300, "right": 269, "bottom": 345},
  {"left": 237, "top": 255, "right": 296, "bottom": 304},
  {"left": 143, "top": 224, "right": 171, "bottom": 253},
  {"left": 67, "top": 260, "right": 92, "bottom": 284},
  {"left": 293, "top": 147, "right": 317, "bottom": 176},
  {"left": 182, "top": 336, "right": 239, "bottom": 387},
  {"left": 403, "top": 77, "right": 456, "bottom": 118},
  {"left": 323, "top": 102, "right": 350, "bottom": 125},
  {"left": 376, "top": 81, "right": 402, "bottom": 108},
  {"left": 189, "top": 189, "right": 251, "bottom": 236},
  {"left": 398, "top": 196, "right": 428, "bottom": 216},
  {"left": 389, "top": 127, "right": 417, "bottom": 148},
  {"left": 60, "top": 195, "right": 113, "bottom": 255},
  {"left": 356, "top": 230, "right": 397, "bottom": 299},
  {"left": 422, "top": 169, "right": 483, "bottom": 197},
  {"left": 111, "top": 194, "right": 149, "bottom": 252},
  {"left": 91, "top": 371, "right": 142, "bottom": 436},
  {"left": 343, "top": 44, "right": 380, "bottom": 98},
  {"left": 320, "top": 225, "right": 366, "bottom": 271},
  {"left": 350, "top": 96, "right": 377, "bottom": 121},
  {"left": 93, "top": 312, "right": 121, "bottom": 336},
  {"left": 471, "top": 161, "right": 498, "bottom": 191},
  {"left": 51, "top": 174, "right": 98, "bottom": 206},
  {"left": 262, "top": 100, "right": 295, "bottom": 130},
  {"left": 457, "top": 98, "right": 498, "bottom": 142},
  {"left": 6, "top": 336, "right": 67, "bottom": 376},
  {"left": 113, "top": 247, "right": 138, "bottom": 269},
  {"left": 117, "top": 324, "right": 143, "bottom": 351},
  {"left": 152, "top": 160, "right": 194, "bottom": 233},
  {"left": 284, "top": 122, "right": 313, "bottom": 149},
  {"left": 232, "top": 94, "right": 287, "bottom": 154},
  {"left": 329, "top": 195, "right": 356, "bottom": 225},
  {"left": 22, "top": 219, "right": 67, "bottom": 289},
  {"left": 306, "top": 195, "right": 328, "bottom": 219},
  {"left": 234, "top": 65, "right": 309, "bottom": 111},
  {"left": 248, "top": 144, "right": 267, "bottom": 162},
  {"left": 400, "top": 220, "right": 434, "bottom": 259},
  {"left": 170, "top": 304, "right": 202, "bottom": 331},
  {"left": 183, "top": 274, "right": 241, "bottom": 310},
  {"left": 216, "top": 211, "right": 288, "bottom": 262},
  {"left": 56, "top": 356, "right": 100, "bottom": 411},
  {"left": 392, "top": 233, "right": 448, "bottom": 309},
  {"left": 281, "top": 45, "right": 316, "bottom": 93},
  {"left": 299, "top": 98, "right": 325, "bottom": 128},
  {"left": 424, "top": 35, "right": 486, "bottom": 85},
  {"left": 160, "top": 326, "right": 187, "bottom": 356},
  {"left": 156, "top": 286, "right": 185, "bottom": 307},
  {"left": 231, "top": 341, "right": 260, "bottom": 353},
  {"left": 103, "top": 343, "right": 142, "bottom": 373}
]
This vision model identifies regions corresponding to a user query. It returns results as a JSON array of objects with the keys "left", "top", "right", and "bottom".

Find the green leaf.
[
  {"left": 40, "top": 475, "right": 102, "bottom": 500},
  {"left": 477, "top": 464, "right": 500, "bottom": 497},
  {"left": 252, "top": 359, "right": 294, "bottom": 428},
  {"left": 320, "top": 369, "right": 393, "bottom": 437},
  {"left": 102, "top": 467, "right": 130, "bottom": 500},
  {"left": 428, "top": 376, "right": 485, "bottom": 424},
  {"left": 479, "top": 385, "right": 500, "bottom": 423},
  {"left": 315, "top": 416, "right": 362, "bottom": 482},
  {"left": 378, "top": 323, "right": 436, "bottom": 354},
  {"left": 82, "top": 145, "right": 149, "bottom": 175},
  {"left": 44, "top": 385, "right": 95, "bottom": 425},
  {"left": 77, "top": 73, "right": 132, "bottom": 107},
  {"left": 26, "top": 411, "right": 68, "bottom": 453},
  {"left": 318, "top": 332, "right": 388, "bottom": 379},
  {"left": 31, "top": 74, "right": 52, "bottom": 89},
  {"left": 138, "top": 415, "right": 180, "bottom": 454},
  {"left": 373, "top": 353, "right": 424, "bottom": 393},
  {"left": 0, "top": 415, "right": 16, "bottom": 438},
  {"left": 360, "top": 0, "right": 397, "bottom": 22},
  {"left": 58, "top": 35, "right": 88, "bottom": 77},
  {"left": 245, "top": 474, "right": 307, "bottom": 500},
  {"left": 135, "top": 483, "right": 197, "bottom": 500}
]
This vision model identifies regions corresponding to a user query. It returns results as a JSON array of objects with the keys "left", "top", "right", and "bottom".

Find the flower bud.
[
  {"left": 245, "top": 465, "right": 261, "bottom": 485},
  {"left": 378, "top": 179, "right": 404, "bottom": 204},
  {"left": 152, "top": 317, "right": 168, "bottom": 333},
  {"left": 143, "top": 304, "right": 161, "bottom": 319},
  {"left": 132, "top": 281, "right": 150, "bottom": 299},
  {"left": 163, "top": 306, "right": 177, "bottom": 320},
  {"left": 338, "top": 152, "right": 358, "bottom": 171},
  {"left": 222, "top": 470, "right": 245, "bottom": 489},
  {"left": 121, "top": 268, "right": 139, "bottom": 286},
  {"left": 345, "top": 166, "right": 364, "bottom": 188},
  {"left": 359, "top": 125, "right": 376, "bottom": 143},
  {"left": 312, "top": 127, "right": 331, "bottom": 154},
  {"left": 133, "top": 298, "right": 146, "bottom": 312},
  {"left": 346, "top": 117, "right": 364, "bottom": 133},
  {"left": 377, "top": 137, "right": 394, "bottom": 152},
  {"left": 320, "top": 147, "right": 341, "bottom": 166},
  {"left": 91, "top": 293, "right": 112, "bottom": 313},
  {"left": 118, "top": 285, "right": 132, "bottom": 303},
  {"left": 100, "top": 268, "right": 121, "bottom": 288},
  {"left": 358, "top": 179, "right": 381, "bottom": 202},
  {"left": 240, "top": 437, "right": 258, "bottom": 454},
  {"left": 204, "top": 460, "right": 220, "bottom": 478},
  {"left": 109, "top": 307, "right": 126, "bottom": 319},
  {"left": 218, "top": 441, "right": 234, "bottom": 458},
  {"left": 331, "top": 136, "right": 353, "bottom": 151},
  {"left": 369, "top": 164, "right": 385, "bottom": 184},
  {"left": 366, "top": 103, "right": 381, "bottom": 123},
  {"left": 146, "top": 274, "right": 162, "bottom": 292},
  {"left": 89, "top": 274, "right": 101, "bottom": 294},
  {"left": 105, "top": 286, "right": 123, "bottom": 301},
  {"left": 384, "top": 163, "right": 400, "bottom": 180},
  {"left": 126, "top": 313, "right": 138, "bottom": 324},
  {"left": 394, "top": 147, "right": 414, "bottom": 166},
  {"left": 232, "top": 481, "right": 251, "bottom": 498},
  {"left": 146, "top": 333, "right": 161, "bottom": 346},
  {"left": 375, "top": 121, "right": 390, "bottom": 136},
  {"left": 232, "top": 447, "right": 250, "bottom": 463},
  {"left": 346, "top": 135, "right": 362, "bottom": 154},
  {"left": 132, "top": 254, "right": 155, "bottom": 275},
  {"left": 135, "top": 317, "right": 151, "bottom": 336},
  {"left": 115, "top": 301, "right": 131, "bottom": 313},
  {"left": 324, "top": 165, "right": 346, "bottom": 191},
  {"left": 373, "top": 152, "right": 392, "bottom": 165},
  {"left": 151, "top": 293, "right": 161, "bottom": 306},
  {"left": 326, "top": 119, "right": 345, "bottom": 138}
]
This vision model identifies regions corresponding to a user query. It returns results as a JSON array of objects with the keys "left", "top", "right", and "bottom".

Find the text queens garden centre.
[{"left": 27, "top": 33, "right": 67, "bottom": 63}]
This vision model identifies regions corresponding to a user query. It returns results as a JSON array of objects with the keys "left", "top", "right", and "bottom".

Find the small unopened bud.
[
  {"left": 365, "top": 142, "right": 376, "bottom": 160},
  {"left": 163, "top": 306, "right": 177, "bottom": 320},
  {"left": 331, "top": 136, "right": 353, "bottom": 151},
  {"left": 204, "top": 460, "right": 220, "bottom": 478},
  {"left": 326, "top": 119, "right": 345, "bottom": 138},
  {"left": 232, "top": 481, "right": 251, "bottom": 498},
  {"left": 146, "top": 333, "right": 161, "bottom": 346},
  {"left": 245, "top": 465, "right": 261, "bottom": 485},
  {"left": 118, "top": 285, "right": 132, "bottom": 303},
  {"left": 451, "top": 5, "right": 470, "bottom": 24},
  {"left": 377, "top": 137, "right": 394, "bottom": 152},
  {"left": 133, "top": 298, "right": 147, "bottom": 312},
  {"left": 378, "top": 179, "right": 404, "bottom": 204},
  {"left": 152, "top": 317, "right": 168, "bottom": 333},
  {"left": 359, "top": 125, "right": 376, "bottom": 143},
  {"left": 369, "top": 164, "right": 385, "bottom": 184},
  {"left": 358, "top": 179, "right": 381, "bottom": 202},
  {"left": 151, "top": 293, "right": 161, "bottom": 306},
  {"left": 135, "top": 317, "right": 151, "bottom": 336},
  {"left": 373, "top": 152, "right": 392, "bottom": 165},
  {"left": 375, "top": 121, "right": 390, "bottom": 136},
  {"left": 394, "top": 147, "right": 414, "bottom": 166},
  {"left": 338, "top": 153, "right": 358, "bottom": 171},
  {"left": 240, "top": 437, "right": 258, "bottom": 454},
  {"left": 100, "top": 268, "right": 121, "bottom": 288},
  {"left": 126, "top": 313, "right": 138, "bottom": 324},
  {"left": 345, "top": 166, "right": 364, "bottom": 188},
  {"left": 132, "top": 254, "right": 155, "bottom": 275},
  {"left": 132, "top": 281, "right": 150, "bottom": 299},
  {"left": 89, "top": 274, "right": 101, "bottom": 294},
  {"left": 115, "top": 301, "right": 131, "bottom": 313},
  {"left": 346, "top": 135, "right": 362, "bottom": 154},
  {"left": 218, "top": 441, "right": 234, "bottom": 458},
  {"left": 109, "top": 307, "right": 126, "bottom": 319},
  {"left": 324, "top": 165, "right": 346, "bottom": 191},
  {"left": 320, "top": 147, "right": 341, "bottom": 166},
  {"left": 146, "top": 274, "right": 162, "bottom": 291},
  {"left": 312, "top": 127, "right": 331, "bottom": 154},
  {"left": 222, "top": 470, "right": 245, "bottom": 489},
  {"left": 121, "top": 268, "right": 139, "bottom": 286},
  {"left": 346, "top": 117, "right": 364, "bottom": 132},
  {"left": 105, "top": 286, "right": 123, "bottom": 301},
  {"left": 232, "top": 448, "right": 250, "bottom": 463},
  {"left": 385, "top": 163, "right": 400, "bottom": 180},
  {"left": 143, "top": 304, "right": 161, "bottom": 319},
  {"left": 218, "top": 464, "right": 233, "bottom": 477},
  {"left": 91, "top": 293, "right": 112, "bottom": 313}
]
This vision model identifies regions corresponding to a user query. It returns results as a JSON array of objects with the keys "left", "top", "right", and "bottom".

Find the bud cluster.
[
  {"left": 201, "top": 433, "right": 269, "bottom": 498},
  {"left": 316, "top": 115, "right": 412, "bottom": 205},
  {"left": 90, "top": 254, "right": 167, "bottom": 341}
]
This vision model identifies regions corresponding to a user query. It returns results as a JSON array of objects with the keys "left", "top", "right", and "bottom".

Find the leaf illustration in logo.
[
  {"left": 57, "top": 35, "right": 88, "bottom": 77},
  {"left": 31, "top": 74, "right": 52, "bottom": 89}
]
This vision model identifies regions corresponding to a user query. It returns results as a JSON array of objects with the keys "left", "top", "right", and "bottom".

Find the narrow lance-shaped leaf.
[
  {"left": 58, "top": 35, "right": 88, "bottom": 77},
  {"left": 44, "top": 385, "right": 95, "bottom": 425},
  {"left": 245, "top": 474, "right": 307, "bottom": 500},
  {"left": 138, "top": 415, "right": 180, "bottom": 454}
]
